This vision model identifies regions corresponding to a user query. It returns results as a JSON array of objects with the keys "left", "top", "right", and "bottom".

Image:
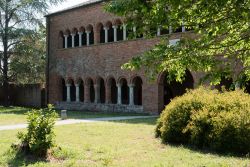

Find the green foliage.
[
  {"left": 10, "top": 28, "right": 46, "bottom": 84},
  {"left": 105, "top": 0, "right": 250, "bottom": 85},
  {"left": 17, "top": 105, "right": 58, "bottom": 157},
  {"left": 156, "top": 87, "right": 250, "bottom": 154}
]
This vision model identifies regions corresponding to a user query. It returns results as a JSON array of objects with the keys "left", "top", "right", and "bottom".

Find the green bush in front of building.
[{"left": 156, "top": 87, "right": 250, "bottom": 154}]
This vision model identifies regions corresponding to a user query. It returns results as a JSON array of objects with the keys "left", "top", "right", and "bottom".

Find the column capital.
[
  {"left": 128, "top": 84, "right": 135, "bottom": 87},
  {"left": 66, "top": 84, "right": 71, "bottom": 87},
  {"left": 104, "top": 27, "right": 109, "bottom": 31},
  {"left": 78, "top": 31, "right": 83, "bottom": 35},
  {"left": 116, "top": 83, "right": 122, "bottom": 87},
  {"left": 112, "top": 25, "right": 118, "bottom": 29},
  {"left": 86, "top": 30, "right": 91, "bottom": 34},
  {"left": 64, "top": 34, "right": 69, "bottom": 37},
  {"left": 123, "top": 24, "right": 127, "bottom": 27},
  {"left": 71, "top": 33, "right": 76, "bottom": 36},
  {"left": 75, "top": 84, "right": 80, "bottom": 87}
]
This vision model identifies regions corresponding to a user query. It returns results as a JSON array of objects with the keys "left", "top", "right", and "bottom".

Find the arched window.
[
  {"left": 132, "top": 76, "right": 143, "bottom": 105},
  {"left": 62, "top": 78, "right": 67, "bottom": 101},
  {"left": 89, "top": 79, "right": 95, "bottom": 103},
  {"left": 120, "top": 78, "right": 129, "bottom": 105},
  {"left": 99, "top": 78, "right": 106, "bottom": 103},
  {"left": 110, "top": 78, "right": 117, "bottom": 104},
  {"left": 158, "top": 70, "right": 194, "bottom": 113}
]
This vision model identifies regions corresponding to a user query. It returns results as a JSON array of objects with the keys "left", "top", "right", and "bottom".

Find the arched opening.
[
  {"left": 99, "top": 78, "right": 106, "bottom": 103},
  {"left": 120, "top": 78, "right": 129, "bottom": 105},
  {"left": 59, "top": 31, "right": 64, "bottom": 49},
  {"left": 215, "top": 77, "right": 234, "bottom": 91},
  {"left": 89, "top": 79, "right": 95, "bottom": 103},
  {"left": 86, "top": 25, "right": 94, "bottom": 45},
  {"left": 132, "top": 76, "right": 143, "bottom": 105},
  {"left": 72, "top": 28, "right": 79, "bottom": 47},
  {"left": 114, "top": 19, "right": 123, "bottom": 41},
  {"left": 105, "top": 21, "right": 114, "bottom": 42},
  {"left": 65, "top": 29, "right": 71, "bottom": 48},
  {"left": 108, "top": 78, "right": 117, "bottom": 104},
  {"left": 77, "top": 79, "right": 84, "bottom": 102},
  {"left": 68, "top": 79, "right": 76, "bottom": 102},
  {"left": 79, "top": 27, "right": 86, "bottom": 46},
  {"left": 158, "top": 70, "right": 194, "bottom": 113},
  {"left": 62, "top": 78, "right": 67, "bottom": 101},
  {"left": 97, "top": 23, "right": 105, "bottom": 43}
]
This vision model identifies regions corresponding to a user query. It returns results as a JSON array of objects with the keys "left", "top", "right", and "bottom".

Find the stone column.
[
  {"left": 94, "top": 84, "right": 100, "bottom": 103},
  {"left": 123, "top": 24, "right": 127, "bottom": 40},
  {"left": 182, "top": 24, "right": 185, "bottom": 32},
  {"left": 129, "top": 84, "right": 135, "bottom": 106},
  {"left": 157, "top": 26, "right": 161, "bottom": 36},
  {"left": 133, "top": 26, "right": 137, "bottom": 38},
  {"left": 71, "top": 34, "right": 75, "bottom": 47},
  {"left": 169, "top": 26, "right": 172, "bottom": 34},
  {"left": 106, "top": 84, "right": 111, "bottom": 104},
  {"left": 86, "top": 31, "right": 90, "bottom": 46},
  {"left": 78, "top": 32, "right": 83, "bottom": 47},
  {"left": 84, "top": 84, "right": 90, "bottom": 103},
  {"left": 117, "top": 84, "right": 122, "bottom": 105},
  {"left": 104, "top": 27, "right": 109, "bottom": 43},
  {"left": 64, "top": 35, "right": 68, "bottom": 48},
  {"left": 75, "top": 84, "right": 80, "bottom": 102},
  {"left": 66, "top": 84, "right": 71, "bottom": 102},
  {"left": 113, "top": 25, "right": 118, "bottom": 42}
]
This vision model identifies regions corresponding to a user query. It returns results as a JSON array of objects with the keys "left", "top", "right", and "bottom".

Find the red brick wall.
[{"left": 47, "top": 2, "right": 200, "bottom": 113}]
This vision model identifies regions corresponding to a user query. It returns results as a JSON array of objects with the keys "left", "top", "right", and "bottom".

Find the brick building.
[{"left": 45, "top": 0, "right": 202, "bottom": 114}]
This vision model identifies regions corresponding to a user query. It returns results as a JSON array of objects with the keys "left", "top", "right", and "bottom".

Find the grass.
[
  {"left": 0, "top": 106, "right": 149, "bottom": 125},
  {"left": 0, "top": 118, "right": 249, "bottom": 167}
]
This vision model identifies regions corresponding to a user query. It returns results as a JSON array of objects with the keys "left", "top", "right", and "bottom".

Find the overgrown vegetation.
[
  {"left": 14, "top": 105, "right": 58, "bottom": 157},
  {"left": 156, "top": 87, "right": 250, "bottom": 154}
]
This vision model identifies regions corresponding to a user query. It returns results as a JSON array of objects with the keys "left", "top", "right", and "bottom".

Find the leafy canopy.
[{"left": 105, "top": 0, "right": 250, "bottom": 86}]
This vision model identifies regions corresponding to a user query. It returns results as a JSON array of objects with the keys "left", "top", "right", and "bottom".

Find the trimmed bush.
[
  {"left": 156, "top": 87, "right": 250, "bottom": 154},
  {"left": 16, "top": 105, "right": 58, "bottom": 157}
]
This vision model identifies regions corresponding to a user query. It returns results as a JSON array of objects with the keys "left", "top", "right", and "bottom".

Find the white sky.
[{"left": 49, "top": 0, "right": 89, "bottom": 13}]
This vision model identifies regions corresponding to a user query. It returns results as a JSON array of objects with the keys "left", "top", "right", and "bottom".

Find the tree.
[
  {"left": 105, "top": 0, "right": 250, "bottom": 87},
  {"left": 0, "top": 0, "right": 64, "bottom": 106},
  {"left": 10, "top": 27, "right": 46, "bottom": 84}
]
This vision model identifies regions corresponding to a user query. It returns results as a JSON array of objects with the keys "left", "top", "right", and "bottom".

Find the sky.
[{"left": 49, "top": 0, "right": 89, "bottom": 13}]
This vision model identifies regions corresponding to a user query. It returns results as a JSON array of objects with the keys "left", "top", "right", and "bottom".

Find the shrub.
[
  {"left": 16, "top": 104, "right": 58, "bottom": 157},
  {"left": 156, "top": 87, "right": 250, "bottom": 154}
]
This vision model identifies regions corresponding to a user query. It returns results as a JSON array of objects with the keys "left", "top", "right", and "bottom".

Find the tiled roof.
[{"left": 45, "top": 0, "right": 104, "bottom": 17}]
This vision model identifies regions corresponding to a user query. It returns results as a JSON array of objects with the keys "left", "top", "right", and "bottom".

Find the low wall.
[
  {"left": 0, "top": 84, "right": 45, "bottom": 108},
  {"left": 56, "top": 102, "right": 144, "bottom": 113}
]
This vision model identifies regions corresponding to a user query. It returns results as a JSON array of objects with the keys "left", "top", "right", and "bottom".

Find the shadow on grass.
[
  {"left": 6, "top": 150, "right": 48, "bottom": 167},
  {"left": 109, "top": 117, "right": 159, "bottom": 126},
  {"left": 160, "top": 139, "right": 250, "bottom": 159},
  {"left": 61, "top": 110, "right": 151, "bottom": 120},
  {"left": 0, "top": 106, "right": 32, "bottom": 115}
]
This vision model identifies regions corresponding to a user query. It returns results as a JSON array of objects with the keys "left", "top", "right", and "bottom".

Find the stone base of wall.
[{"left": 56, "top": 102, "right": 145, "bottom": 113}]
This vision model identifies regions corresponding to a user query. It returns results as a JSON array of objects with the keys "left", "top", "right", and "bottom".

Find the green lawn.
[
  {"left": 0, "top": 118, "right": 249, "bottom": 167},
  {"left": 0, "top": 106, "right": 149, "bottom": 125}
]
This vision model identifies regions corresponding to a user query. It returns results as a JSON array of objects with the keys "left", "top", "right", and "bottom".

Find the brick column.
[
  {"left": 117, "top": 84, "right": 122, "bottom": 105},
  {"left": 66, "top": 84, "right": 71, "bottom": 102},
  {"left": 129, "top": 84, "right": 135, "bottom": 106},
  {"left": 105, "top": 84, "right": 111, "bottom": 104},
  {"left": 84, "top": 84, "right": 90, "bottom": 103},
  {"left": 94, "top": 28, "right": 100, "bottom": 44}
]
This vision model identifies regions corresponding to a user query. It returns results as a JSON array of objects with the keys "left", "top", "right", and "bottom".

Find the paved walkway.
[{"left": 0, "top": 116, "right": 157, "bottom": 131}]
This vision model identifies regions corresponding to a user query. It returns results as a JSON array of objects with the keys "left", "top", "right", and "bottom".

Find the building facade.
[{"left": 46, "top": 0, "right": 201, "bottom": 114}]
